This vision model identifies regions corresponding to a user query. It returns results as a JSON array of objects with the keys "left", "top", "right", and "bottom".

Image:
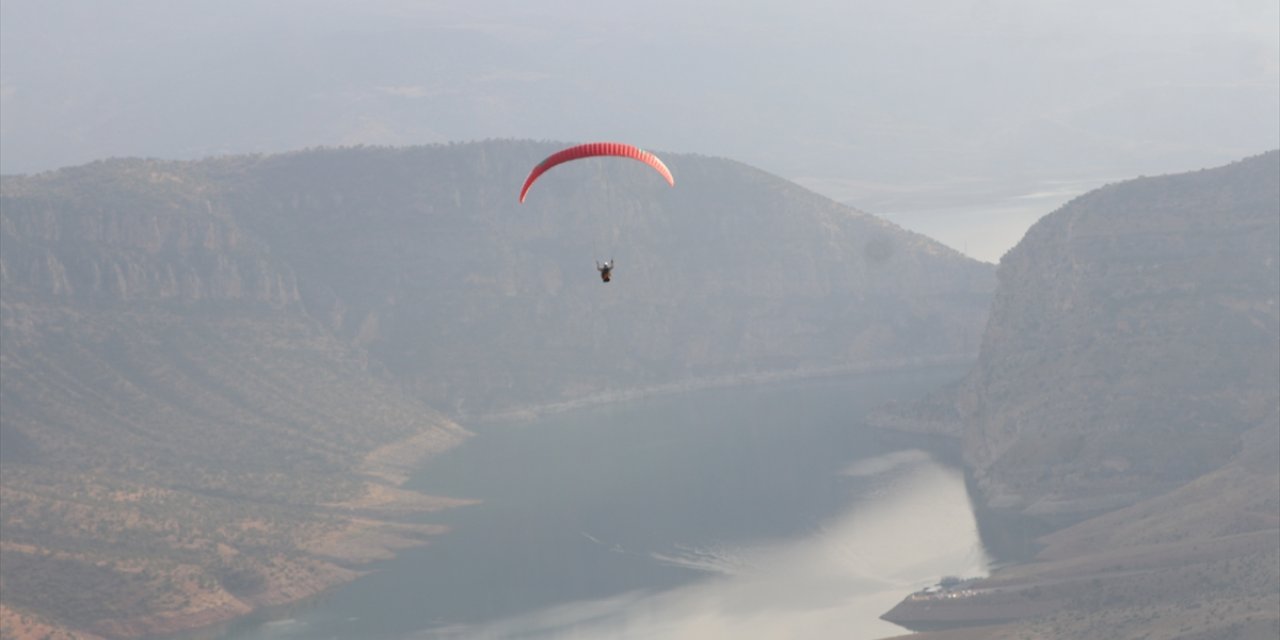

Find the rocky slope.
[
  {"left": 883, "top": 151, "right": 1279, "bottom": 639},
  {"left": 0, "top": 142, "right": 994, "bottom": 637},
  {"left": 210, "top": 142, "right": 994, "bottom": 415},
  {"left": 0, "top": 159, "right": 471, "bottom": 639},
  {"left": 964, "top": 150, "right": 1279, "bottom": 522}
]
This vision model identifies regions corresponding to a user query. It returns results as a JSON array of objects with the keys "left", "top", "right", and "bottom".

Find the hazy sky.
[{"left": 3, "top": 0, "right": 1277, "bottom": 260}]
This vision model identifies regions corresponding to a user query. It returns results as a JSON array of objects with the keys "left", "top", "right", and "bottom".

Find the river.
[{"left": 223, "top": 366, "right": 989, "bottom": 640}]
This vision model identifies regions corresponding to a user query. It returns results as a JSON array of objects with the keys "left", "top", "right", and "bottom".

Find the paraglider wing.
[{"left": 518, "top": 142, "right": 674, "bottom": 203}]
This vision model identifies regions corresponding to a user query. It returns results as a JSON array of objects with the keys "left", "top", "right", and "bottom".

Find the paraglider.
[
  {"left": 519, "top": 142, "right": 674, "bottom": 284},
  {"left": 518, "top": 142, "right": 674, "bottom": 204}
]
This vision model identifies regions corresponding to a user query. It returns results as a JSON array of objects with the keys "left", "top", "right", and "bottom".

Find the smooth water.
[{"left": 224, "top": 368, "right": 989, "bottom": 640}]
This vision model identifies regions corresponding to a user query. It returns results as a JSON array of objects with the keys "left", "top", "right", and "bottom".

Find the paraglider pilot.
[{"left": 596, "top": 259, "right": 614, "bottom": 283}]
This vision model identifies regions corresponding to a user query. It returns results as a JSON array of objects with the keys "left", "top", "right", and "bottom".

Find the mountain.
[
  {"left": 0, "top": 141, "right": 994, "bottom": 637},
  {"left": 967, "top": 151, "right": 1279, "bottom": 522},
  {"left": 191, "top": 141, "right": 994, "bottom": 415},
  {"left": 0, "top": 157, "right": 473, "bottom": 638},
  {"left": 882, "top": 151, "right": 1280, "bottom": 639}
]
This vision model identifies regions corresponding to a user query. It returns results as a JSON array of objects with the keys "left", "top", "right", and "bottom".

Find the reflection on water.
[
  {"left": 415, "top": 451, "right": 987, "bottom": 640},
  {"left": 224, "top": 369, "right": 988, "bottom": 640}
]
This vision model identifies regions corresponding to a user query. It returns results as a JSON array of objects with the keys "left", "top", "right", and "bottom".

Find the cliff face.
[
  {"left": 881, "top": 152, "right": 1279, "bottom": 640},
  {"left": 960, "top": 151, "right": 1280, "bottom": 520},
  {"left": 0, "top": 163, "right": 298, "bottom": 306}
]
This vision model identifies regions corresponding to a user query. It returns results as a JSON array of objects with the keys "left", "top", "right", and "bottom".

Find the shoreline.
[
  {"left": 462, "top": 353, "right": 977, "bottom": 426},
  {"left": 70, "top": 356, "right": 977, "bottom": 640},
  {"left": 49, "top": 420, "right": 477, "bottom": 640}
]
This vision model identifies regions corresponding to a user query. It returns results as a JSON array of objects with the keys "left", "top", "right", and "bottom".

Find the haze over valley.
[{"left": 1, "top": 2, "right": 1278, "bottom": 639}]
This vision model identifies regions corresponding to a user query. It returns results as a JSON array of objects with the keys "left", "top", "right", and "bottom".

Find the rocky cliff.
[
  {"left": 961, "top": 151, "right": 1279, "bottom": 521},
  {"left": 883, "top": 151, "right": 1280, "bottom": 640},
  {"left": 0, "top": 161, "right": 297, "bottom": 305}
]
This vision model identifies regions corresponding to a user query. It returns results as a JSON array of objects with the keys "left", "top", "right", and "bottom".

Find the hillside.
[
  {"left": 0, "top": 159, "right": 472, "bottom": 638},
  {"left": 968, "top": 151, "right": 1279, "bottom": 522},
  {"left": 882, "top": 151, "right": 1280, "bottom": 639},
  {"left": 208, "top": 142, "right": 994, "bottom": 415},
  {"left": 0, "top": 141, "right": 995, "bottom": 637}
]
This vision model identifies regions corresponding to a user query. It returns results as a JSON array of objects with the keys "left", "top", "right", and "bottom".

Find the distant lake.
[
  {"left": 797, "top": 174, "right": 1114, "bottom": 262},
  {"left": 222, "top": 367, "right": 989, "bottom": 640}
]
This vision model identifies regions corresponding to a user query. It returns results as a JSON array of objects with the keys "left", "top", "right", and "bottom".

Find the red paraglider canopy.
[{"left": 518, "top": 142, "right": 674, "bottom": 203}]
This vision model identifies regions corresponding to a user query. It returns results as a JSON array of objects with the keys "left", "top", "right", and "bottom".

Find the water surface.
[{"left": 225, "top": 367, "right": 988, "bottom": 640}]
